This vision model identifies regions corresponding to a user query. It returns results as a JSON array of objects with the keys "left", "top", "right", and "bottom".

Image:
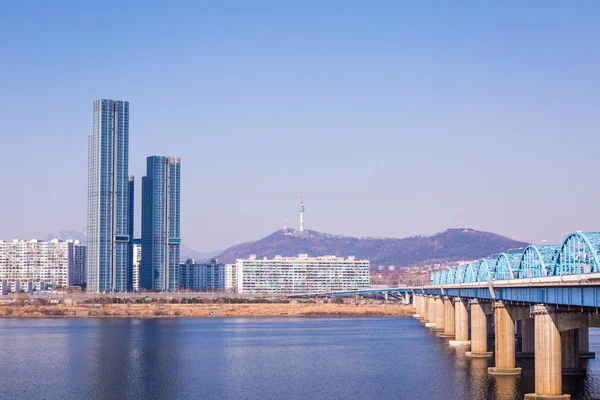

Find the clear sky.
[{"left": 1, "top": 1, "right": 600, "bottom": 251}]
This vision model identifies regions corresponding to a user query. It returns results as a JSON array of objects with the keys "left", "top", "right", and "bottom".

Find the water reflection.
[{"left": 0, "top": 319, "right": 599, "bottom": 399}]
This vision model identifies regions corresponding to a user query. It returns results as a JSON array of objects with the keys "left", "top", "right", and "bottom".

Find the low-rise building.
[{"left": 236, "top": 254, "right": 370, "bottom": 295}]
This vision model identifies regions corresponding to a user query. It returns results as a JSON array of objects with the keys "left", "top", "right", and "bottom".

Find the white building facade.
[
  {"left": 132, "top": 240, "right": 142, "bottom": 291},
  {"left": 236, "top": 254, "right": 370, "bottom": 295},
  {"left": 0, "top": 239, "right": 85, "bottom": 289},
  {"left": 224, "top": 264, "right": 237, "bottom": 293}
]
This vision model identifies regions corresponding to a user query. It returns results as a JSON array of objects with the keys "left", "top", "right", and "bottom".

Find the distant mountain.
[
  {"left": 44, "top": 230, "right": 87, "bottom": 244},
  {"left": 44, "top": 231, "right": 218, "bottom": 262},
  {"left": 217, "top": 228, "right": 528, "bottom": 269},
  {"left": 180, "top": 244, "right": 222, "bottom": 262}
]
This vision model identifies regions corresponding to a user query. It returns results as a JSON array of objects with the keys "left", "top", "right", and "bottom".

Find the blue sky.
[{"left": 1, "top": 1, "right": 600, "bottom": 251}]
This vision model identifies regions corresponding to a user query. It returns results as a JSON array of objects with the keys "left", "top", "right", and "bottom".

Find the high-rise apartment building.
[
  {"left": 236, "top": 254, "right": 370, "bottom": 294},
  {"left": 178, "top": 259, "right": 225, "bottom": 291},
  {"left": 87, "top": 99, "right": 131, "bottom": 292},
  {"left": 132, "top": 239, "right": 141, "bottom": 291},
  {"left": 224, "top": 264, "right": 238, "bottom": 293},
  {"left": 71, "top": 243, "right": 87, "bottom": 287},
  {"left": 141, "top": 156, "right": 181, "bottom": 291},
  {"left": 0, "top": 239, "right": 85, "bottom": 288}
]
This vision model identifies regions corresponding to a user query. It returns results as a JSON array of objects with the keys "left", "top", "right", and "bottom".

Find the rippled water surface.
[{"left": 1, "top": 317, "right": 600, "bottom": 399}]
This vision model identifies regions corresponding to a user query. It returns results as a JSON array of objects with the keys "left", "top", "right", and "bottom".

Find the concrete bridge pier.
[
  {"left": 578, "top": 328, "right": 595, "bottom": 358},
  {"left": 561, "top": 329, "right": 583, "bottom": 375},
  {"left": 426, "top": 295, "right": 437, "bottom": 328},
  {"left": 449, "top": 297, "right": 470, "bottom": 346},
  {"left": 525, "top": 305, "right": 571, "bottom": 400},
  {"left": 439, "top": 296, "right": 455, "bottom": 338},
  {"left": 422, "top": 295, "right": 430, "bottom": 323},
  {"left": 433, "top": 296, "right": 445, "bottom": 332},
  {"left": 488, "top": 301, "right": 521, "bottom": 375},
  {"left": 518, "top": 318, "right": 535, "bottom": 358},
  {"left": 412, "top": 294, "right": 420, "bottom": 318},
  {"left": 416, "top": 294, "right": 425, "bottom": 320},
  {"left": 466, "top": 299, "right": 493, "bottom": 358}
]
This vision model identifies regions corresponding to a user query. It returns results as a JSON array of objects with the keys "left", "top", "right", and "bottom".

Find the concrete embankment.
[{"left": 0, "top": 303, "right": 414, "bottom": 318}]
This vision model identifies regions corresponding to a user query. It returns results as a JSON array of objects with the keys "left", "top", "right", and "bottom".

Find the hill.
[
  {"left": 44, "top": 230, "right": 87, "bottom": 244},
  {"left": 216, "top": 228, "right": 528, "bottom": 269}
]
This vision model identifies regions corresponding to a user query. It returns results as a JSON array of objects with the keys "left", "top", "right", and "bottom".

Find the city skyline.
[{"left": 3, "top": 2, "right": 600, "bottom": 252}]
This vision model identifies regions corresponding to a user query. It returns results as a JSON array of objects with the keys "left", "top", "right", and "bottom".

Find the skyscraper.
[
  {"left": 87, "top": 99, "right": 131, "bottom": 292},
  {"left": 141, "top": 156, "right": 181, "bottom": 291},
  {"left": 127, "top": 175, "right": 135, "bottom": 291}
]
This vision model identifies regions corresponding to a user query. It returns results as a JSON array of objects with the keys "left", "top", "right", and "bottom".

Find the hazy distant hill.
[
  {"left": 44, "top": 231, "right": 215, "bottom": 261},
  {"left": 44, "top": 230, "right": 87, "bottom": 244},
  {"left": 180, "top": 245, "right": 222, "bottom": 262},
  {"left": 216, "top": 228, "right": 528, "bottom": 269}
]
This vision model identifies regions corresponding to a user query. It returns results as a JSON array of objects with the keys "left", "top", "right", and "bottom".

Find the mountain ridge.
[{"left": 216, "top": 228, "right": 529, "bottom": 269}]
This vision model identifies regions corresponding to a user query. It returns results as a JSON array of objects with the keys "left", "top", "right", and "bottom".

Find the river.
[{"left": 1, "top": 317, "right": 599, "bottom": 399}]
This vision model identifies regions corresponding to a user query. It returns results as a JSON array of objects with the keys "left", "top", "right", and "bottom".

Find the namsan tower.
[{"left": 299, "top": 190, "right": 305, "bottom": 232}]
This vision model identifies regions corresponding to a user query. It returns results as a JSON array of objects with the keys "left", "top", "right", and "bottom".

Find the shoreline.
[{"left": 0, "top": 303, "right": 414, "bottom": 319}]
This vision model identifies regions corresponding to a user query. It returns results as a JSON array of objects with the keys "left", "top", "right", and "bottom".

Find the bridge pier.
[
  {"left": 525, "top": 305, "right": 570, "bottom": 400},
  {"left": 433, "top": 296, "right": 445, "bottom": 332},
  {"left": 466, "top": 299, "right": 492, "bottom": 358},
  {"left": 488, "top": 301, "right": 521, "bottom": 375},
  {"left": 426, "top": 295, "right": 437, "bottom": 328},
  {"left": 518, "top": 318, "right": 535, "bottom": 358},
  {"left": 439, "top": 296, "right": 455, "bottom": 338},
  {"left": 561, "top": 329, "right": 583, "bottom": 375},
  {"left": 578, "top": 328, "right": 595, "bottom": 358},
  {"left": 414, "top": 294, "right": 424, "bottom": 320},
  {"left": 449, "top": 297, "right": 470, "bottom": 346}
]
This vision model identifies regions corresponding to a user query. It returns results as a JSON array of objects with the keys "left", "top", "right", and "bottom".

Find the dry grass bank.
[{"left": 0, "top": 303, "right": 414, "bottom": 318}]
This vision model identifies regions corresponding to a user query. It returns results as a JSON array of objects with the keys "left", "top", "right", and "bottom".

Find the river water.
[{"left": 1, "top": 317, "right": 599, "bottom": 399}]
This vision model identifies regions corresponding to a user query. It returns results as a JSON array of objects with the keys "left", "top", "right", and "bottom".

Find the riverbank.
[{"left": 0, "top": 303, "right": 414, "bottom": 318}]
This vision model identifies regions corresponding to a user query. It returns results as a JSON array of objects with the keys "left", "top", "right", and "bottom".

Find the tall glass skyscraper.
[
  {"left": 141, "top": 156, "right": 181, "bottom": 291},
  {"left": 127, "top": 175, "right": 135, "bottom": 291},
  {"left": 87, "top": 99, "right": 131, "bottom": 292}
]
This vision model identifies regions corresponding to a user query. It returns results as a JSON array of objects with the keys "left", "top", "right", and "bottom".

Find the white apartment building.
[
  {"left": 224, "top": 264, "right": 237, "bottom": 293},
  {"left": 132, "top": 241, "right": 141, "bottom": 291},
  {"left": 0, "top": 239, "right": 85, "bottom": 289},
  {"left": 236, "top": 254, "right": 370, "bottom": 295}
]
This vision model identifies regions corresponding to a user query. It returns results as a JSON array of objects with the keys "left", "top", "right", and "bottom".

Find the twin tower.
[{"left": 87, "top": 99, "right": 180, "bottom": 293}]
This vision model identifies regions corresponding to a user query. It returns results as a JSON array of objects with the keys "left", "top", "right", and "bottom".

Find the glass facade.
[
  {"left": 87, "top": 99, "right": 131, "bottom": 292},
  {"left": 141, "top": 156, "right": 181, "bottom": 291},
  {"left": 178, "top": 259, "right": 225, "bottom": 291},
  {"left": 127, "top": 176, "right": 135, "bottom": 291}
]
